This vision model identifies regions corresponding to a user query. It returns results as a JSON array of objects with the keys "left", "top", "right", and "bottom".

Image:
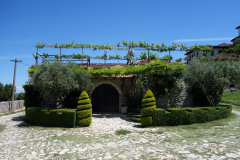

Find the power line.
[{"left": 19, "top": 62, "right": 32, "bottom": 66}]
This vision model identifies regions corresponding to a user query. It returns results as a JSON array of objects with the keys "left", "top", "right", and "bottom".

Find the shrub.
[
  {"left": 166, "top": 108, "right": 187, "bottom": 125},
  {"left": 125, "top": 89, "right": 144, "bottom": 114},
  {"left": 23, "top": 85, "right": 42, "bottom": 108},
  {"left": 25, "top": 107, "right": 76, "bottom": 127},
  {"left": 141, "top": 90, "right": 156, "bottom": 126},
  {"left": 152, "top": 105, "right": 232, "bottom": 126},
  {"left": 184, "top": 58, "right": 240, "bottom": 106},
  {"left": 31, "top": 61, "right": 93, "bottom": 102},
  {"left": 76, "top": 91, "right": 92, "bottom": 126}
]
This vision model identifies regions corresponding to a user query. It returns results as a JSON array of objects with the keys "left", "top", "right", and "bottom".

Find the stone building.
[{"left": 29, "top": 60, "right": 193, "bottom": 113}]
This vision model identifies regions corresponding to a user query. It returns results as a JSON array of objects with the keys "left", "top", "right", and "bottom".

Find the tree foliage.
[
  {"left": 222, "top": 38, "right": 240, "bottom": 54},
  {"left": 175, "top": 58, "right": 182, "bottom": 62},
  {"left": 184, "top": 58, "right": 240, "bottom": 106},
  {"left": 15, "top": 92, "right": 25, "bottom": 100},
  {"left": 0, "top": 83, "right": 13, "bottom": 101},
  {"left": 31, "top": 61, "right": 93, "bottom": 99}
]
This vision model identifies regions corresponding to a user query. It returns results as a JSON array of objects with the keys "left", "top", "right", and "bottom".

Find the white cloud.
[
  {"left": 0, "top": 54, "right": 32, "bottom": 60},
  {"left": 16, "top": 86, "right": 25, "bottom": 93},
  {"left": 174, "top": 37, "right": 233, "bottom": 42},
  {"left": 0, "top": 56, "right": 10, "bottom": 60}
]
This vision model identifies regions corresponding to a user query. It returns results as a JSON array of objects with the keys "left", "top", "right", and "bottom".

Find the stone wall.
[
  {"left": 156, "top": 80, "right": 194, "bottom": 108},
  {"left": 0, "top": 100, "right": 24, "bottom": 113}
]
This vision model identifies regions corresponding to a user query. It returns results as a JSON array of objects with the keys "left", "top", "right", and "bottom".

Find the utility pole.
[{"left": 10, "top": 59, "right": 22, "bottom": 111}]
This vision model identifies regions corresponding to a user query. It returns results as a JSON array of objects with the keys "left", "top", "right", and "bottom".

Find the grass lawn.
[
  {"left": 125, "top": 114, "right": 141, "bottom": 123},
  {"left": 221, "top": 90, "right": 240, "bottom": 106},
  {"left": 0, "top": 125, "right": 5, "bottom": 132}
]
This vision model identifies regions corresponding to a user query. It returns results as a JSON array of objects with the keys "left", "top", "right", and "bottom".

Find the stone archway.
[
  {"left": 89, "top": 79, "right": 123, "bottom": 112},
  {"left": 91, "top": 84, "right": 119, "bottom": 112}
]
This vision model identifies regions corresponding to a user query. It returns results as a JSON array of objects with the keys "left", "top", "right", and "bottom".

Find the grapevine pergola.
[{"left": 33, "top": 40, "right": 213, "bottom": 66}]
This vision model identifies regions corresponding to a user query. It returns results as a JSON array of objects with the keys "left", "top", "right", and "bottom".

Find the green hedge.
[
  {"left": 152, "top": 105, "right": 232, "bottom": 126},
  {"left": 25, "top": 107, "right": 76, "bottom": 128}
]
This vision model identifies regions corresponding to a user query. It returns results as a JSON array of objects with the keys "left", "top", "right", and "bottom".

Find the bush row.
[
  {"left": 152, "top": 105, "right": 232, "bottom": 126},
  {"left": 25, "top": 107, "right": 76, "bottom": 128}
]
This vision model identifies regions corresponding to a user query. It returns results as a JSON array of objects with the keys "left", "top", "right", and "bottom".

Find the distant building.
[
  {"left": 231, "top": 25, "right": 240, "bottom": 45},
  {"left": 185, "top": 25, "right": 239, "bottom": 65},
  {"left": 185, "top": 43, "right": 233, "bottom": 65}
]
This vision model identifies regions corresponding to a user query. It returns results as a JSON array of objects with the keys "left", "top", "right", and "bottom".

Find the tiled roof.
[
  {"left": 231, "top": 36, "right": 240, "bottom": 42},
  {"left": 209, "top": 53, "right": 240, "bottom": 60},
  {"left": 184, "top": 50, "right": 194, "bottom": 55},
  {"left": 205, "top": 43, "right": 233, "bottom": 48},
  {"left": 79, "top": 63, "right": 127, "bottom": 69},
  {"left": 236, "top": 25, "right": 240, "bottom": 29},
  {"left": 131, "top": 59, "right": 178, "bottom": 65}
]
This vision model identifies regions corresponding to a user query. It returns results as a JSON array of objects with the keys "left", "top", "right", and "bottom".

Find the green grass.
[
  {"left": 0, "top": 125, "right": 5, "bottom": 132},
  {"left": 180, "top": 125, "right": 199, "bottom": 129},
  {"left": 155, "top": 131, "right": 164, "bottom": 134},
  {"left": 125, "top": 114, "right": 141, "bottom": 123},
  {"left": 115, "top": 129, "right": 131, "bottom": 135},
  {"left": 221, "top": 90, "right": 240, "bottom": 106}
]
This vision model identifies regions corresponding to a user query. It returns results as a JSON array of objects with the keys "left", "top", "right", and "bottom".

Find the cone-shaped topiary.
[
  {"left": 141, "top": 89, "right": 156, "bottom": 126},
  {"left": 76, "top": 91, "right": 92, "bottom": 126}
]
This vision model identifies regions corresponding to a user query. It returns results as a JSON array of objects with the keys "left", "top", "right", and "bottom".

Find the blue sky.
[{"left": 0, "top": 0, "right": 239, "bottom": 93}]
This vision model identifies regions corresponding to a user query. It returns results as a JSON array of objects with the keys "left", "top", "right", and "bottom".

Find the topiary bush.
[
  {"left": 141, "top": 90, "right": 156, "bottom": 126},
  {"left": 76, "top": 91, "right": 92, "bottom": 126}
]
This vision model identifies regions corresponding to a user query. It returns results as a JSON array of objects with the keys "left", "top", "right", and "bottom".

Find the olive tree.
[
  {"left": 31, "top": 61, "right": 93, "bottom": 106},
  {"left": 184, "top": 58, "right": 240, "bottom": 106}
]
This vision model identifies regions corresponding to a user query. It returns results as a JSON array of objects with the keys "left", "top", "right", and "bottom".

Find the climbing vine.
[
  {"left": 28, "top": 60, "right": 185, "bottom": 77},
  {"left": 36, "top": 40, "right": 213, "bottom": 53}
]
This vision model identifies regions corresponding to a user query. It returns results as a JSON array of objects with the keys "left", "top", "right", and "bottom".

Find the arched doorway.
[{"left": 92, "top": 84, "right": 119, "bottom": 112}]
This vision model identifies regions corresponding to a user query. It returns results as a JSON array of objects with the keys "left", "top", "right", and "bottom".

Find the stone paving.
[{"left": 0, "top": 109, "right": 240, "bottom": 159}]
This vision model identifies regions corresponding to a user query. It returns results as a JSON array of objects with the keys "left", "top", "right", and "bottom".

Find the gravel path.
[{"left": 0, "top": 109, "right": 240, "bottom": 159}]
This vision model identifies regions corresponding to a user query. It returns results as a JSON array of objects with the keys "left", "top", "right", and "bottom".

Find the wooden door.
[{"left": 92, "top": 84, "right": 119, "bottom": 112}]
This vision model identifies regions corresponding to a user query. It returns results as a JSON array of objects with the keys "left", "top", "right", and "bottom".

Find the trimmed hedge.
[
  {"left": 141, "top": 90, "right": 156, "bottom": 126},
  {"left": 25, "top": 107, "right": 76, "bottom": 127},
  {"left": 76, "top": 91, "right": 92, "bottom": 126},
  {"left": 152, "top": 105, "right": 232, "bottom": 126}
]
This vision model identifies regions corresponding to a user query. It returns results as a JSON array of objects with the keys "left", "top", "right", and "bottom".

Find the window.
[
  {"left": 218, "top": 50, "right": 222, "bottom": 54},
  {"left": 211, "top": 50, "right": 214, "bottom": 56}
]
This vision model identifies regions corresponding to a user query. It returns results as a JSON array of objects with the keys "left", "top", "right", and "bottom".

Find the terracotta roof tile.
[
  {"left": 205, "top": 43, "right": 233, "bottom": 48},
  {"left": 131, "top": 59, "right": 177, "bottom": 65},
  {"left": 184, "top": 50, "right": 194, "bottom": 55},
  {"left": 78, "top": 63, "right": 126, "bottom": 69},
  {"left": 209, "top": 53, "right": 240, "bottom": 60},
  {"left": 231, "top": 36, "right": 240, "bottom": 42}
]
